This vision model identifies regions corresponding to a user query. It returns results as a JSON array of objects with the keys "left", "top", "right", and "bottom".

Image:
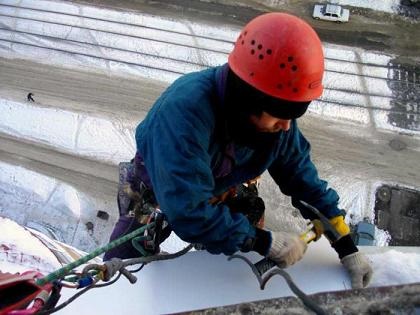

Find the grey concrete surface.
[
  {"left": 187, "top": 282, "right": 420, "bottom": 314},
  {"left": 375, "top": 185, "right": 420, "bottom": 246}
]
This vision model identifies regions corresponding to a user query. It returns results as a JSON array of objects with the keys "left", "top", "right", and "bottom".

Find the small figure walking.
[{"left": 27, "top": 92, "right": 35, "bottom": 102}]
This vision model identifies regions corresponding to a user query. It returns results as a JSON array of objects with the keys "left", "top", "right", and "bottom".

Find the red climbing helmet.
[{"left": 228, "top": 13, "right": 324, "bottom": 102}]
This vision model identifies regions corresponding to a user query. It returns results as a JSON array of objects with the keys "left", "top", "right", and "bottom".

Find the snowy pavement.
[{"left": 1, "top": 0, "right": 418, "bottom": 133}]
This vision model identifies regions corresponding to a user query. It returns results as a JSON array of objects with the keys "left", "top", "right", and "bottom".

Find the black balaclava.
[{"left": 224, "top": 68, "right": 310, "bottom": 149}]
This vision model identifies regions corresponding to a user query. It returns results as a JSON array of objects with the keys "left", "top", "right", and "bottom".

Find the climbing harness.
[{"left": 210, "top": 180, "right": 266, "bottom": 228}]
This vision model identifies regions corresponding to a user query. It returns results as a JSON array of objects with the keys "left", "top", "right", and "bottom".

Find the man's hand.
[
  {"left": 341, "top": 252, "right": 373, "bottom": 289},
  {"left": 267, "top": 231, "right": 307, "bottom": 268}
]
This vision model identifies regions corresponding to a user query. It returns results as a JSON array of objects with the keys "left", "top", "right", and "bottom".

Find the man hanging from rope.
[{"left": 104, "top": 12, "right": 372, "bottom": 289}]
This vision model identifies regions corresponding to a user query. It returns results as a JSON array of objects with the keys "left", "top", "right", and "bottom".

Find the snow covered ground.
[
  {"left": 0, "top": 0, "right": 418, "bottom": 243},
  {"left": 0, "top": 1, "right": 419, "bottom": 311},
  {"left": 331, "top": 0, "right": 400, "bottom": 13},
  {"left": 0, "top": 217, "right": 61, "bottom": 274},
  {"left": 264, "top": 0, "right": 401, "bottom": 14}
]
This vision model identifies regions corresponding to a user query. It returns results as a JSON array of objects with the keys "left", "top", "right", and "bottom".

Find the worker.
[{"left": 104, "top": 12, "right": 372, "bottom": 289}]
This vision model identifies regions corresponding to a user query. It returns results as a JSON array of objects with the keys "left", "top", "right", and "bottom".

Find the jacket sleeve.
[
  {"left": 137, "top": 95, "right": 255, "bottom": 255},
  {"left": 268, "top": 120, "right": 345, "bottom": 220}
]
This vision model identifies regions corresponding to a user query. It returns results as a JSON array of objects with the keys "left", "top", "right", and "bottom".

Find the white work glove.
[
  {"left": 267, "top": 231, "right": 307, "bottom": 268},
  {"left": 341, "top": 252, "right": 373, "bottom": 289}
]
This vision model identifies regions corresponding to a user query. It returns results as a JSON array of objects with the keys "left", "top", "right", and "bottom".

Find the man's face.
[{"left": 249, "top": 111, "right": 291, "bottom": 133}]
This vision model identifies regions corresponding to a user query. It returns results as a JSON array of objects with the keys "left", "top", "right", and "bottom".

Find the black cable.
[
  {"left": 230, "top": 255, "right": 329, "bottom": 315},
  {"left": 35, "top": 273, "right": 123, "bottom": 315},
  {"left": 38, "top": 282, "right": 62, "bottom": 313},
  {"left": 36, "top": 244, "right": 192, "bottom": 314},
  {"left": 261, "top": 269, "right": 328, "bottom": 315},
  {"left": 2, "top": 6, "right": 419, "bottom": 88},
  {"left": 2, "top": 3, "right": 417, "bottom": 81},
  {"left": 93, "top": 273, "right": 123, "bottom": 288},
  {"left": 127, "top": 264, "right": 145, "bottom": 273},
  {"left": 0, "top": 4, "right": 234, "bottom": 44},
  {"left": 0, "top": 13, "right": 228, "bottom": 55}
]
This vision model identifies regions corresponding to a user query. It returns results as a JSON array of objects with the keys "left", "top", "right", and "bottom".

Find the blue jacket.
[{"left": 136, "top": 65, "right": 343, "bottom": 255}]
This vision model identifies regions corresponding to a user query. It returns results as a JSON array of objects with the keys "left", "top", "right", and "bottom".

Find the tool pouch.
[
  {"left": 104, "top": 161, "right": 171, "bottom": 261},
  {"left": 225, "top": 182, "right": 265, "bottom": 228}
]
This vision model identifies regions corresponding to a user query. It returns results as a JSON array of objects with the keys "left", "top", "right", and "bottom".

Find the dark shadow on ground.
[{"left": 375, "top": 184, "right": 420, "bottom": 246}]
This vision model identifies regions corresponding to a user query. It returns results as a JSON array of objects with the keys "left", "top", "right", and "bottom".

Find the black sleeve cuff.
[
  {"left": 332, "top": 234, "right": 358, "bottom": 259},
  {"left": 251, "top": 228, "right": 271, "bottom": 256}
]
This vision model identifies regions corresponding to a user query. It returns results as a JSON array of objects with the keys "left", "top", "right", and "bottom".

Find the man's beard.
[
  {"left": 223, "top": 67, "right": 281, "bottom": 149},
  {"left": 225, "top": 106, "right": 280, "bottom": 150}
]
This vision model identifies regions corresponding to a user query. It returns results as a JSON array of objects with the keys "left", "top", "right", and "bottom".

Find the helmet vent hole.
[
  {"left": 251, "top": 49, "right": 255, "bottom": 55},
  {"left": 251, "top": 40, "right": 255, "bottom": 45},
  {"left": 293, "top": 88, "right": 298, "bottom": 93},
  {"left": 277, "top": 84, "right": 283, "bottom": 89},
  {"left": 291, "top": 65, "right": 298, "bottom": 71},
  {"left": 267, "top": 49, "right": 272, "bottom": 55},
  {"left": 288, "top": 56, "right": 294, "bottom": 62},
  {"left": 257, "top": 44, "right": 263, "bottom": 50},
  {"left": 244, "top": 31, "right": 248, "bottom": 36},
  {"left": 250, "top": 72, "right": 254, "bottom": 77},
  {"left": 259, "top": 54, "right": 264, "bottom": 60},
  {"left": 279, "top": 63, "right": 285, "bottom": 69},
  {"left": 241, "top": 40, "right": 245, "bottom": 45}
]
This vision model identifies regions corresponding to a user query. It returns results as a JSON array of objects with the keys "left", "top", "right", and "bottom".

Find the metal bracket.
[
  {"left": 228, "top": 254, "right": 328, "bottom": 315},
  {"left": 228, "top": 254, "right": 277, "bottom": 290}
]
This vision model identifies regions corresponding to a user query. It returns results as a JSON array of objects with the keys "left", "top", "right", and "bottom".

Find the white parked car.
[{"left": 313, "top": 4, "right": 350, "bottom": 23}]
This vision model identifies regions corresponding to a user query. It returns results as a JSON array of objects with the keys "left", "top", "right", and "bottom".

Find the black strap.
[{"left": 332, "top": 234, "right": 358, "bottom": 259}]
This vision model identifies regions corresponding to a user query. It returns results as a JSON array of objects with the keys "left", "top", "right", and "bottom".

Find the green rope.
[
  {"left": 36, "top": 222, "right": 155, "bottom": 286},
  {"left": 131, "top": 236, "right": 150, "bottom": 257}
]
